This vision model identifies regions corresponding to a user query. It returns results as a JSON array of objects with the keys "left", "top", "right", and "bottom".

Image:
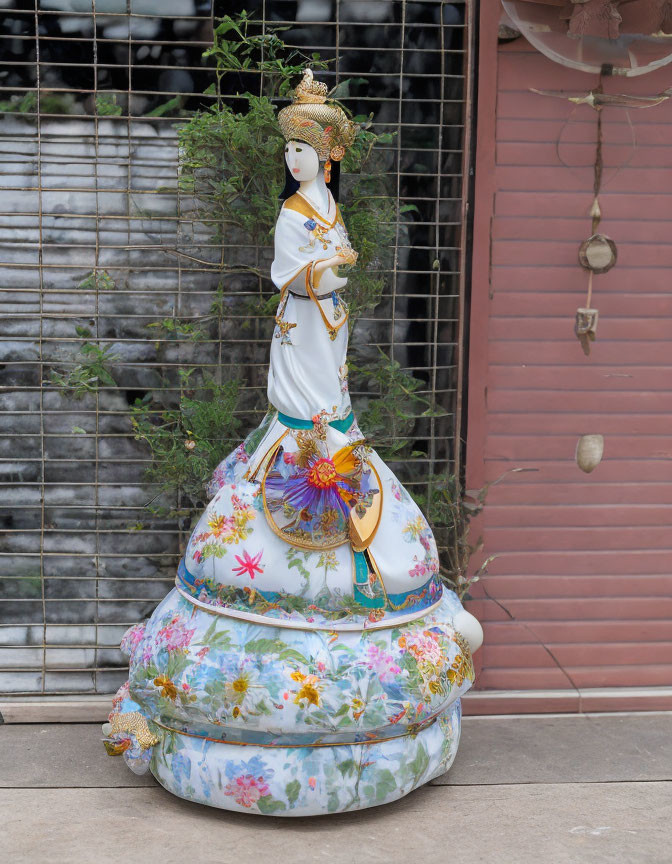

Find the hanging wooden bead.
[{"left": 578, "top": 233, "right": 617, "bottom": 274}]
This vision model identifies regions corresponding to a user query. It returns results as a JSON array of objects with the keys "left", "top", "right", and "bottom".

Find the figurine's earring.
[{"left": 324, "top": 159, "right": 332, "bottom": 184}]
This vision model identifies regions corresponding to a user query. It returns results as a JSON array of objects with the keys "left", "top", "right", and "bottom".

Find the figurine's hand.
[
  {"left": 328, "top": 248, "right": 359, "bottom": 268},
  {"left": 314, "top": 251, "right": 356, "bottom": 274}
]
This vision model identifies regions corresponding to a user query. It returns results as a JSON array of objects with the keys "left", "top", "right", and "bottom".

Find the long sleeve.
[{"left": 270, "top": 205, "right": 322, "bottom": 294}]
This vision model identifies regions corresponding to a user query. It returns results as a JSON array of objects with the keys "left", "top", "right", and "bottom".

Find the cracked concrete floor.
[{"left": 1, "top": 712, "right": 671, "bottom": 864}]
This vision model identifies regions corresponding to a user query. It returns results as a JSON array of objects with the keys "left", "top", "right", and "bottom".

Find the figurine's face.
[{"left": 285, "top": 140, "right": 319, "bottom": 181}]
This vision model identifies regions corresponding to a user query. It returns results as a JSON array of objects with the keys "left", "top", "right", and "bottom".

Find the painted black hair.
[{"left": 278, "top": 147, "right": 341, "bottom": 203}]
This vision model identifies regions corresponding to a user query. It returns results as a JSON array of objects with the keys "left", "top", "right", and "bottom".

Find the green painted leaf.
[
  {"left": 165, "top": 651, "right": 192, "bottom": 680},
  {"left": 409, "top": 743, "right": 430, "bottom": 780},
  {"left": 201, "top": 619, "right": 218, "bottom": 644},
  {"left": 374, "top": 769, "right": 397, "bottom": 803},
  {"left": 337, "top": 758, "right": 356, "bottom": 777},
  {"left": 277, "top": 647, "right": 310, "bottom": 665},
  {"left": 244, "top": 638, "right": 283, "bottom": 654},
  {"left": 207, "top": 631, "right": 233, "bottom": 650},
  {"left": 285, "top": 779, "right": 301, "bottom": 806},
  {"left": 257, "top": 795, "right": 286, "bottom": 814}
]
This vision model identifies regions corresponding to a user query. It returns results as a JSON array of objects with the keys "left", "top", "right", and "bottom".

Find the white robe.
[
  {"left": 185, "top": 188, "right": 445, "bottom": 627},
  {"left": 267, "top": 189, "right": 352, "bottom": 421}
]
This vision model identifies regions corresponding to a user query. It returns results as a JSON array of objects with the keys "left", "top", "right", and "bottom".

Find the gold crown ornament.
[{"left": 277, "top": 68, "right": 358, "bottom": 162}]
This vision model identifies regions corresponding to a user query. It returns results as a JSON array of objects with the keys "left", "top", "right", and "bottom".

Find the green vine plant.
[
  {"left": 47, "top": 326, "right": 119, "bottom": 399},
  {"left": 349, "top": 348, "right": 440, "bottom": 460},
  {"left": 130, "top": 370, "right": 243, "bottom": 518},
  {"left": 413, "top": 468, "right": 529, "bottom": 600},
  {"left": 77, "top": 269, "right": 116, "bottom": 291}
]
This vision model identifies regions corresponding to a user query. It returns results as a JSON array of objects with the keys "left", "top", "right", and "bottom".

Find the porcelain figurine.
[{"left": 103, "top": 68, "right": 483, "bottom": 816}]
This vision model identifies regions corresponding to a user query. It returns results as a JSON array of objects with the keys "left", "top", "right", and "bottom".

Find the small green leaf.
[
  {"left": 374, "top": 768, "right": 397, "bottom": 803},
  {"left": 256, "top": 795, "right": 286, "bottom": 814},
  {"left": 285, "top": 779, "right": 301, "bottom": 806},
  {"left": 337, "top": 758, "right": 355, "bottom": 777}
]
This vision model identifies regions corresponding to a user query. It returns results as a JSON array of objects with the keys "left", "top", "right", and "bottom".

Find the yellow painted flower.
[
  {"left": 231, "top": 677, "right": 249, "bottom": 693},
  {"left": 295, "top": 681, "right": 320, "bottom": 707},
  {"left": 153, "top": 675, "right": 177, "bottom": 700},
  {"left": 207, "top": 514, "right": 234, "bottom": 537},
  {"left": 403, "top": 516, "right": 425, "bottom": 542}
]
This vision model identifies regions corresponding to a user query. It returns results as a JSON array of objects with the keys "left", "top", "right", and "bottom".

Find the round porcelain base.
[{"left": 149, "top": 699, "right": 462, "bottom": 817}]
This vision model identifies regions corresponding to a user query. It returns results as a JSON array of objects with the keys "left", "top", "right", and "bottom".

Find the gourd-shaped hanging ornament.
[{"left": 576, "top": 198, "right": 617, "bottom": 356}]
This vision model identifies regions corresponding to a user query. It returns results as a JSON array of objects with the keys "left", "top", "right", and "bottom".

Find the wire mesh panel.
[{"left": 0, "top": 1, "right": 472, "bottom": 698}]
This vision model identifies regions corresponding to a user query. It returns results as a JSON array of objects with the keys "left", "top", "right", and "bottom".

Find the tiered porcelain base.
[
  {"left": 149, "top": 700, "right": 461, "bottom": 816},
  {"left": 105, "top": 584, "right": 473, "bottom": 816}
]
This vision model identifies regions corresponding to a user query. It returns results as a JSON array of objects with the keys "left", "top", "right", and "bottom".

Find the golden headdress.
[{"left": 277, "top": 68, "right": 358, "bottom": 162}]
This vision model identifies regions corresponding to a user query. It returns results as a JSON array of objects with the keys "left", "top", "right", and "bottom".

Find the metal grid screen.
[{"left": 0, "top": 1, "right": 471, "bottom": 698}]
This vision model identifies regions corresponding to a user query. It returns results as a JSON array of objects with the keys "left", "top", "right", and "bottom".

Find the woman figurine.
[{"left": 103, "top": 68, "right": 483, "bottom": 816}]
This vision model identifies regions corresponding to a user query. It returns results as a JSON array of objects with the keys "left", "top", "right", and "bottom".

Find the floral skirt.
[{"left": 183, "top": 408, "right": 445, "bottom": 625}]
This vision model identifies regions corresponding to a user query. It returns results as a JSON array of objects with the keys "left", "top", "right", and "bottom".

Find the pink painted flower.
[
  {"left": 364, "top": 644, "right": 401, "bottom": 682},
  {"left": 120, "top": 622, "right": 145, "bottom": 658},
  {"left": 308, "top": 776, "right": 317, "bottom": 789},
  {"left": 223, "top": 774, "right": 270, "bottom": 808},
  {"left": 232, "top": 549, "right": 264, "bottom": 580},
  {"left": 406, "top": 631, "right": 443, "bottom": 667},
  {"left": 156, "top": 615, "right": 196, "bottom": 653},
  {"left": 409, "top": 562, "right": 428, "bottom": 579}
]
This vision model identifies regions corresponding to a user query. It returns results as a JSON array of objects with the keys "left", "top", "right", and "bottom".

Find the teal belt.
[{"left": 278, "top": 410, "right": 355, "bottom": 434}]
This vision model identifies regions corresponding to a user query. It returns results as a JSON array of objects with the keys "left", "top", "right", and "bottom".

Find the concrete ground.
[{"left": 1, "top": 713, "right": 670, "bottom": 864}]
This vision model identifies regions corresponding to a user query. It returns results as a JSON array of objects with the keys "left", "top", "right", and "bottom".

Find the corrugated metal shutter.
[{"left": 466, "top": 23, "right": 672, "bottom": 706}]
